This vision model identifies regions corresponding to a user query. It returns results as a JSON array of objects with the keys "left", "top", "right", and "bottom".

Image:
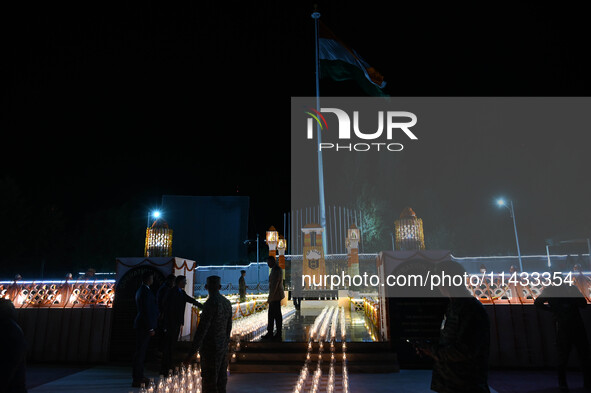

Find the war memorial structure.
[{"left": 1, "top": 201, "right": 590, "bottom": 392}]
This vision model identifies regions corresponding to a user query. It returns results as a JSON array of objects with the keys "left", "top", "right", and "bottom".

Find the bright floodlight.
[
  {"left": 496, "top": 199, "right": 506, "bottom": 207},
  {"left": 152, "top": 211, "right": 161, "bottom": 218}
]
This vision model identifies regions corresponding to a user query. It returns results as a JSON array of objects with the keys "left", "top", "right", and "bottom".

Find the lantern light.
[
  {"left": 348, "top": 225, "right": 360, "bottom": 240},
  {"left": 145, "top": 219, "right": 173, "bottom": 257},
  {"left": 394, "top": 207, "right": 425, "bottom": 251},
  {"left": 266, "top": 226, "right": 278, "bottom": 243},
  {"left": 277, "top": 236, "right": 286, "bottom": 251}
]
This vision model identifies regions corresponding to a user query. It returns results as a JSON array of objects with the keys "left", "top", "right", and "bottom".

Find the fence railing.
[{"left": 467, "top": 272, "right": 591, "bottom": 304}]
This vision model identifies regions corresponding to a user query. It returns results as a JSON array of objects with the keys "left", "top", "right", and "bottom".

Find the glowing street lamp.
[
  {"left": 496, "top": 198, "right": 523, "bottom": 272},
  {"left": 147, "top": 210, "right": 162, "bottom": 228}
]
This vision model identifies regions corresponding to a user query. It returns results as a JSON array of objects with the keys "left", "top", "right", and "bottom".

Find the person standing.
[
  {"left": 535, "top": 279, "right": 591, "bottom": 392},
  {"left": 416, "top": 261, "right": 491, "bottom": 393},
  {"left": 132, "top": 271, "right": 159, "bottom": 388},
  {"left": 160, "top": 275, "right": 203, "bottom": 375},
  {"left": 184, "top": 275, "right": 232, "bottom": 393},
  {"left": 262, "top": 256, "right": 284, "bottom": 341},
  {"left": 0, "top": 299, "right": 27, "bottom": 393},
  {"left": 157, "top": 274, "right": 176, "bottom": 314},
  {"left": 238, "top": 270, "right": 247, "bottom": 303},
  {"left": 156, "top": 274, "right": 176, "bottom": 352}
]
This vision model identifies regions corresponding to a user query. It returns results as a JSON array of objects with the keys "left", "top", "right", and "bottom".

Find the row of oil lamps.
[
  {"left": 135, "top": 363, "right": 202, "bottom": 393},
  {"left": 293, "top": 306, "right": 349, "bottom": 393},
  {"left": 230, "top": 305, "right": 296, "bottom": 363}
]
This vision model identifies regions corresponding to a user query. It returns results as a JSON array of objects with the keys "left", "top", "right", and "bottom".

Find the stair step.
[
  {"left": 230, "top": 360, "right": 399, "bottom": 374},
  {"left": 234, "top": 352, "right": 397, "bottom": 362},
  {"left": 239, "top": 341, "right": 391, "bottom": 352},
  {"left": 230, "top": 339, "right": 398, "bottom": 373}
]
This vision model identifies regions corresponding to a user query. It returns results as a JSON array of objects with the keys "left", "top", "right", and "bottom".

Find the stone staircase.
[{"left": 230, "top": 341, "right": 399, "bottom": 373}]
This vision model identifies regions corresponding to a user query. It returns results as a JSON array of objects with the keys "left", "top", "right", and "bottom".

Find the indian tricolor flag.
[{"left": 319, "top": 21, "right": 387, "bottom": 96}]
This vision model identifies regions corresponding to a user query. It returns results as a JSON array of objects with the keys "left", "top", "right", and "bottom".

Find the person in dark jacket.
[
  {"left": 0, "top": 299, "right": 27, "bottom": 393},
  {"left": 184, "top": 275, "right": 233, "bottom": 393},
  {"left": 238, "top": 270, "right": 247, "bottom": 303},
  {"left": 535, "top": 278, "right": 591, "bottom": 392},
  {"left": 132, "top": 271, "right": 159, "bottom": 388},
  {"left": 262, "top": 256, "right": 284, "bottom": 341},
  {"left": 416, "top": 260, "right": 491, "bottom": 393},
  {"left": 156, "top": 274, "right": 176, "bottom": 352},
  {"left": 157, "top": 274, "right": 176, "bottom": 314},
  {"left": 160, "top": 275, "right": 203, "bottom": 375}
]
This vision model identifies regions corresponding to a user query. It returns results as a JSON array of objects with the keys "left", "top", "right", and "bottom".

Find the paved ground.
[{"left": 23, "top": 364, "right": 581, "bottom": 393}]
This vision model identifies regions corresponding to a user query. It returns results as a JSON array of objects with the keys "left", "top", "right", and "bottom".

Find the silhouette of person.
[
  {"left": 0, "top": 299, "right": 27, "bottom": 393},
  {"left": 132, "top": 271, "right": 159, "bottom": 388},
  {"left": 416, "top": 260, "right": 491, "bottom": 393},
  {"left": 156, "top": 274, "right": 176, "bottom": 352},
  {"left": 184, "top": 275, "right": 232, "bottom": 393},
  {"left": 239, "top": 270, "right": 247, "bottom": 303},
  {"left": 262, "top": 256, "right": 284, "bottom": 341},
  {"left": 157, "top": 274, "right": 176, "bottom": 314},
  {"left": 535, "top": 275, "right": 591, "bottom": 392},
  {"left": 292, "top": 293, "right": 301, "bottom": 311},
  {"left": 160, "top": 275, "right": 203, "bottom": 375}
]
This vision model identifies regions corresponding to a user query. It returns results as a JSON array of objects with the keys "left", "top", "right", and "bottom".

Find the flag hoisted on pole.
[
  {"left": 318, "top": 20, "right": 387, "bottom": 97},
  {"left": 311, "top": 6, "right": 387, "bottom": 256}
]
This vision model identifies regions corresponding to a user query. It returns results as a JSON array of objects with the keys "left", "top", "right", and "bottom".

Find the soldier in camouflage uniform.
[
  {"left": 417, "top": 261, "right": 491, "bottom": 393},
  {"left": 185, "top": 275, "right": 232, "bottom": 393}
]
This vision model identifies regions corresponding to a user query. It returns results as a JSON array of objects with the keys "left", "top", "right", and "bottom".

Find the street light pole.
[
  {"left": 256, "top": 233, "right": 260, "bottom": 284},
  {"left": 497, "top": 199, "right": 523, "bottom": 272},
  {"left": 509, "top": 201, "right": 523, "bottom": 272}
]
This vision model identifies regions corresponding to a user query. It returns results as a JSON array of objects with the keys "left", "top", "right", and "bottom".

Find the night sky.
[{"left": 2, "top": 2, "right": 590, "bottom": 276}]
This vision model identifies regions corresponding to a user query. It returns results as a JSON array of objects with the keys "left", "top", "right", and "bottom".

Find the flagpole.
[{"left": 312, "top": 7, "right": 328, "bottom": 256}]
